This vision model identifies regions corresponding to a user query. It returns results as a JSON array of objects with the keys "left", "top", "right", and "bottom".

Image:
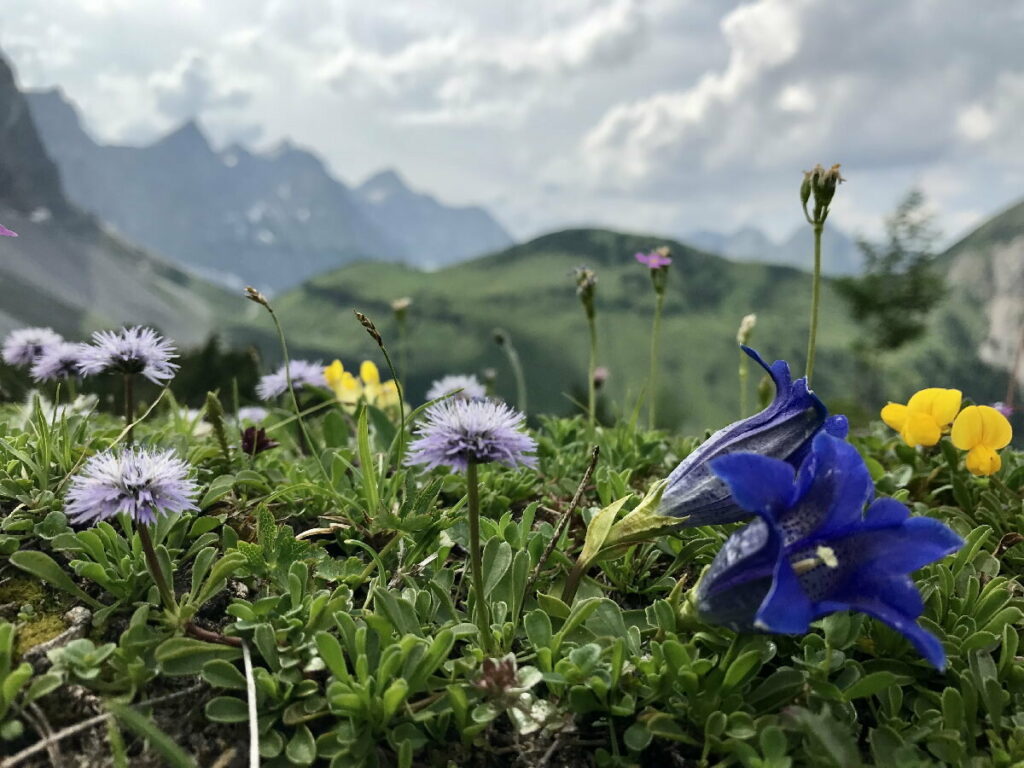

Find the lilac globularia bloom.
[
  {"left": 426, "top": 374, "right": 487, "bottom": 402},
  {"left": 237, "top": 406, "right": 269, "bottom": 424},
  {"left": 64, "top": 447, "right": 199, "bottom": 526},
  {"left": 78, "top": 327, "right": 179, "bottom": 384},
  {"left": 30, "top": 342, "right": 88, "bottom": 382},
  {"left": 697, "top": 431, "right": 963, "bottom": 670},
  {"left": 659, "top": 346, "right": 846, "bottom": 526},
  {"left": 256, "top": 360, "right": 327, "bottom": 400},
  {"left": 405, "top": 399, "right": 537, "bottom": 472},
  {"left": 2, "top": 327, "right": 64, "bottom": 367},
  {"left": 0, "top": 223, "right": 17, "bottom": 237}
]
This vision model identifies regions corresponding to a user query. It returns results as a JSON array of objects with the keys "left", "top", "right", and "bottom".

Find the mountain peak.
[
  {"left": 154, "top": 119, "right": 212, "bottom": 154},
  {"left": 358, "top": 169, "right": 409, "bottom": 200}
]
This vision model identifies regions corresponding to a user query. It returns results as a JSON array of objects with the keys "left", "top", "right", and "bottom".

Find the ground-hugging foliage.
[{"left": 0, "top": 395, "right": 1022, "bottom": 768}]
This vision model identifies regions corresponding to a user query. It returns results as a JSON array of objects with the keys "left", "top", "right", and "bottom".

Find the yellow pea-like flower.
[
  {"left": 324, "top": 360, "right": 345, "bottom": 390},
  {"left": 360, "top": 361, "right": 380, "bottom": 386},
  {"left": 880, "top": 388, "right": 962, "bottom": 447},
  {"left": 377, "top": 379, "right": 400, "bottom": 409},
  {"left": 951, "top": 405, "right": 1013, "bottom": 476}
]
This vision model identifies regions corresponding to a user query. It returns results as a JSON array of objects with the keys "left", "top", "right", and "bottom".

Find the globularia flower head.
[
  {"left": 3, "top": 327, "right": 64, "bottom": 367},
  {"left": 659, "top": 346, "right": 846, "bottom": 527},
  {"left": 64, "top": 447, "right": 199, "bottom": 526},
  {"left": 237, "top": 406, "right": 268, "bottom": 424},
  {"left": 78, "top": 327, "right": 179, "bottom": 384},
  {"left": 406, "top": 399, "right": 537, "bottom": 472},
  {"left": 426, "top": 374, "right": 487, "bottom": 402},
  {"left": 256, "top": 360, "right": 326, "bottom": 400},
  {"left": 696, "top": 431, "right": 962, "bottom": 670},
  {"left": 30, "top": 342, "right": 88, "bottom": 382}
]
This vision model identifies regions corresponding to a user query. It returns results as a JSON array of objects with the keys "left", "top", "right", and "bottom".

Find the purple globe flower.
[
  {"left": 78, "top": 327, "right": 179, "bottom": 384},
  {"left": 256, "top": 360, "right": 327, "bottom": 401},
  {"left": 2, "top": 327, "right": 64, "bottom": 366},
  {"left": 0, "top": 223, "right": 17, "bottom": 237},
  {"left": 237, "top": 406, "right": 269, "bottom": 424},
  {"left": 426, "top": 374, "right": 487, "bottom": 402},
  {"left": 64, "top": 447, "right": 199, "bottom": 526},
  {"left": 697, "top": 431, "right": 963, "bottom": 669},
  {"left": 30, "top": 342, "right": 88, "bottom": 382},
  {"left": 635, "top": 249, "right": 672, "bottom": 269},
  {"left": 405, "top": 399, "right": 537, "bottom": 472}
]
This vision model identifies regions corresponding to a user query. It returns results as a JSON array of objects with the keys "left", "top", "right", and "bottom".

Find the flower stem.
[
  {"left": 739, "top": 347, "right": 749, "bottom": 418},
  {"left": 123, "top": 373, "right": 135, "bottom": 445},
  {"left": 648, "top": 291, "right": 664, "bottom": 429},
  {"left": 138, "top": 524, "right": 176, "bottom": 614},
  {"left": 496, "top": 329, "right": 527, "bottom": 414},
  {"left": 805, "top": 221, "right": 824, "bottom": 386},
  {"left": 466, "top": 461, "right": 493, "bottom": 653},
  {"left": 587, "top": 313, "right": 598, "bottom": 428}
]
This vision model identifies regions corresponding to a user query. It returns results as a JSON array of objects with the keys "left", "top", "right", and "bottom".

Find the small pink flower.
[
  {"left": 992, "top": 402, "right": 1014, "bottom": 419},
  {"left": 635, "top": 249, "right": 672, "bottom": 270}
]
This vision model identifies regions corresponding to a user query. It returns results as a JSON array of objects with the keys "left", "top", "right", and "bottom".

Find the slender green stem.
[
  {"left": 466, "top": 461, "right": 493, "bottom": 653},
  {"left": 496, "top": 329, "right": 527, "bottom": 414},
  {"left": 376, "top": 341, "right": 406, "bottom": 464},
  {"left": 648, "top": 292, "right": 664, "bottom": 429},
  {"left": 138, "top": 525, "right": 176, "bottom": 614},
  {"left": 587, "top": 314, "right": 597, "bottom": 428},
  {"left": 805, "top": 222, "right": 824, "bottom": 386},
  {"left": 123, "top": 374, "right": 135, "bottom": 445},
  {"left": 262, "top": 302, "right": 329, "bottom": 482},
  {"left": 739, "top": 347, "right": 749, "bottom": 418}
]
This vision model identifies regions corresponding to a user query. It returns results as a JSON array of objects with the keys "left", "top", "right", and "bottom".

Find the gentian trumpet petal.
[
  {"left": 658, "top": 346, "right": 834, "bottom": 526},
  {"left": 696, "top": 432, "right": 963, "bottom": 669}
]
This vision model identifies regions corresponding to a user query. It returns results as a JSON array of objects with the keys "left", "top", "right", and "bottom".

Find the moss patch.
[{"left": 14, "top": 613, "right": 66, "bottom": 656}]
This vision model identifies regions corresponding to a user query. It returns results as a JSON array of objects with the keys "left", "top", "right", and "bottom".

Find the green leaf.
[
  {"left": 524, "top": 610, "right": 553, "bottom": 649},
  {"left": 155, "top": 638, "right": 241, "bottom": 676},
  {"left": 201, "top": 659, "right": 247, "bottom": 690},
  {"left": 286, "top": 724, "right": 317, "bottom": 766},
  {"left": 843, "top": 671, "right": 909, "bottom": 701},
  {"left": 200, "top": 474, "right": 236, "bottom": 509},
  {"left": 9, "top": 551, "right": 103, "bottom": 608},
  {"left": 722, "top": 650, "right": 762, "bottom": 690},
  {"left": 482, "top": 539, "right": 513, "bottom": 596},
  {"left": 108, "top": 702, "right": 198, "bottom": 768},
  {"left": 357, "top": 407, "right": 380, "bottom": 516},
  {"left": 203, "top": 696, "right": 250, "bottom": 723}
]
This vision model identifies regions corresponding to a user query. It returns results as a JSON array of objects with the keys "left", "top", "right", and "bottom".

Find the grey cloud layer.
[{"left": 0, "top": 0, "right": 1021, "bottom": 241}]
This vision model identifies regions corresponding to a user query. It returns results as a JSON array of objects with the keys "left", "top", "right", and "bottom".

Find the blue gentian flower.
[
  {"left": 659, "top": 346, "right": 846, "bottom": 526},
  {"left": 696, "top": 431, "right": 963, "bottom": 669}
]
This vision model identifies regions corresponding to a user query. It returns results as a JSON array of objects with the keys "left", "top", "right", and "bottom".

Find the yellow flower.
[
  {"left": 377, "top": 379, "right": 400, "bottom": 409},
  {"left": 334, "top": 371, "right": 363, "bottom": 409},
  {"left": 360, "top": 361, "right": 381, "bottom": 403},
  {"left": 880, "top": 388, "right": 962, "bottom": 447},
  {"left": 951, "top": 405, "right": 1013, "bottom": 476},
  {"left": 324, "top": 360, "right": 345, "bottom": 390}
]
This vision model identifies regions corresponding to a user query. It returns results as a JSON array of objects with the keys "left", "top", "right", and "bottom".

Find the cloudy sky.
[{"left": 1, "top": 0, "right": 1022, "bottom": 243}]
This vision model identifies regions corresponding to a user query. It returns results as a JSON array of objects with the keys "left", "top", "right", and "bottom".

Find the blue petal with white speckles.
[
  {"left": 696, "top": 431, "right": 963, "bottom": 670},
  {"left": 659, "top": 346, "right": 844, "bottom": 526}
]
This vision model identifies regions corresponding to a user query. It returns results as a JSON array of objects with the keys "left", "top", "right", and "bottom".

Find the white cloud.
[{"left": 0, "top": 0, "right": 1022, "bottom": 243}]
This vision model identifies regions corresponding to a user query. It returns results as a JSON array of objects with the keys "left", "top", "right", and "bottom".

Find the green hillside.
[{"left": 266, "top": 229, "right": 870, "bottom": 431}]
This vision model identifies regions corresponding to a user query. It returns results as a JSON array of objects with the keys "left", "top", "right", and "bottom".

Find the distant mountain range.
[
  {"left": 0, "top": 54, "right": 230, "bottom": 345},
  {"left": 25, "top": 88, "right": 513, "bottom": 292},
  {"left": 685, "top": 224, "right": 863, "bottom": 275}
]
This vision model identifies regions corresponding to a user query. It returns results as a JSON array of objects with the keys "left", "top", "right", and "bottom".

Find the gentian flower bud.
[{"left": 658, "top": 346, "right": 845, "bottom": 526}]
